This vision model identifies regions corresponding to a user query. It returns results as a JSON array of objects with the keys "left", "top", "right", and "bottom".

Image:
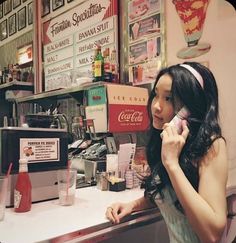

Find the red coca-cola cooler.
[{"left": 85, "top": 83, "right": 149, "bottom": 133}]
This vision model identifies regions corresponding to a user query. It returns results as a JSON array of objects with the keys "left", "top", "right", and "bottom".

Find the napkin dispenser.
[
  {"left": 84, "top": 159, "right": 106, "bottom": 183},
  {"left": 0, "top": 127, "right": 68, "bottom": 206}
]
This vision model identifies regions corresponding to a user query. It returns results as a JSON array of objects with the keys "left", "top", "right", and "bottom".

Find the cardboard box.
[
  {"left": 87, "top": 86, "right": 107, "bottom": 106},
  {"left": 85, "top": 84, "right": 149, "bottom": 133},
  {"left": 85, "top": 104, "right": 108, "bottom": 133},
  {"left": 107, "top": 84, "right": 149, "bottom": 132}
]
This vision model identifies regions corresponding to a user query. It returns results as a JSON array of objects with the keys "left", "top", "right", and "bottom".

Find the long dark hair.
[{"left": 145, "top": 62, "right": 223, "bottom": 198}]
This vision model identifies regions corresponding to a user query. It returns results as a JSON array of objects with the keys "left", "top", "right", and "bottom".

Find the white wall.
[{"left": 166, "top": 0, "right": 236, "bottom": 187}]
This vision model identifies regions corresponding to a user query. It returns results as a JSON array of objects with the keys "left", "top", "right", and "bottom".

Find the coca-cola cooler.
[
  {"left": 85, "top": 83, "right": 149, "bottom": 133},
  {"left": 0, "top": 127, "right": 68, "bottom": 206}
]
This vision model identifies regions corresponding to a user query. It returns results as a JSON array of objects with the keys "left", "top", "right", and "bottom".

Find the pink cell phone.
[{"left": 169, "top": 107, "right": 190, "bottom": 134}]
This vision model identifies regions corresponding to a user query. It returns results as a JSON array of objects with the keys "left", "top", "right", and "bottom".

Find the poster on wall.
[
  {"left": 43, "top": 0, "right": 118, "bottom": 91},
  {"left": 127, "top": 0, "right": 165, "bottom": 86},
  {"left": 17, "top": 43, "right": 33, "bottom": 65},
  {"left": 172, "top": 0, "right": 211, "bottom": 59}
]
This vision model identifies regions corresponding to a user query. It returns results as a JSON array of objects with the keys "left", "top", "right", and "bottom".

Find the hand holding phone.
[{"left": 169, "top": 106, "right": 190, "bottom": 134}]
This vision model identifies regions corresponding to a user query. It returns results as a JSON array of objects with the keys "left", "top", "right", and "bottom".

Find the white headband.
[{"left": 180, "top": 64, "right": 204, "bottom": 89}]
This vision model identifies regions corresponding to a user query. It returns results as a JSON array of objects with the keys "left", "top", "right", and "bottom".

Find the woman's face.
[{"left": 151, "top": 74, "right": 175, "bottom": 129}]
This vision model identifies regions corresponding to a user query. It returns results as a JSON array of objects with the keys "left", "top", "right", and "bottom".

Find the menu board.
[
  {"left": 127, "top": 0, "right": 166, "bottom": 86},
  {"left": 43, "top": 0, "right": 118, "bottom": 91}
]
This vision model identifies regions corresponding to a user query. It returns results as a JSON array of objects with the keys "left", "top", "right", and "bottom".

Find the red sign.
[
  {"left": 108, "top": 104, "right": 149, "bottom": 132},
  {"left": 106, "top": 84, "right": 149, "bottom": 132}
]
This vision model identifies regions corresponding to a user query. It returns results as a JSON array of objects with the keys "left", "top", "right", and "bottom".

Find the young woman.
[{"left": 105, "top": 62, "right": 228, "bottom": 243}]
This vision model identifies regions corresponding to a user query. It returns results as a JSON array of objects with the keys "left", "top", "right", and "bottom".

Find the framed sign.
[
  {"left": 17, "top": 42, "right": 33, "bottom": 65},
  {"left": 28, "top": 2, "right": 33, "bottom": 25},
  {"left": 42, "top": 0, "right": 50, "bottom": 17},
  {"left": 17, "top": 6, "right": 26, "bottom": 30},
  {"left": 13, "top": 0, "right": 21, "bottom": 9},
  {"left": 0, "top": 4, "right": 3, "bottom": 19},
  {"left": 43, "top": 0, "right": 119, "bottom": 91},
  {"left": 52, "top": 0, "right": 64, "bottom": 11},
  {"left": 8, "top": 13, "right": 16, "bottom": 36},
  {"left": 4, "top": 0, "right": 12, "bottom": 15},
  {"left": 126, "top": 0, "right": 166, "bottom": 86},
  {"left": 0, "top": 19, "right": 8, "bottom": 40}
]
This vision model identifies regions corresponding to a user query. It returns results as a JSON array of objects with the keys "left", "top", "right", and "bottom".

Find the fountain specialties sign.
[{"left": 43, "top": 0, "right": 118, "bottom": 91}]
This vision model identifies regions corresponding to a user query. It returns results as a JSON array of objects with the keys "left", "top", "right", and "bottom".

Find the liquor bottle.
[
  {"left": 92, "top": 48, "right": 98, "bottom": 82},
  {"left": 8, "top": 64, "right": 13, "bottom": 82},
  {"left": 110, "top": 50, "right": 119, "bottom": 83},
  {"left": 14, "top": 158, "right": 32, "bottom": 212},
  {"left": 3, "top": 67, "right": 8, "bottom": 84},
  {"left": 12, "top": 64, "right": 18, "bottom": 81},
  {"left": 94, "top": 45, "right": 104, "bottom": 82},
  {"left": 16, "top": 63, "right": 21, "bottom": 81},
  {"left": 103, "top": 48, "right": 112, "bottom": 82}
]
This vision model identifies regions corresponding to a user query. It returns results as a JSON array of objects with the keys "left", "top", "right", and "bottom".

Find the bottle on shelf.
[
  {"left": 94, "top": 45, "right": 104, "bottom": 82},
  {"left": 92, "top": 48, "right": 99, "bottom": 81},
  {"left": 16, "top": 63, "right": 21, "bottom": 81},
  {"left": 103, "top": 48, "right": 112, "bottom": 82},
  {"left": 26, "top": 67, "right": 34, "bottom": 83},
  {"left": 3, "top": 66, "right": 8, "bottom": 83},
  {"left": 110, "top": 49, "right": 119, "bottom": 83},
  {"left": 0, "top": 66, "right": 2, "bottom": 84},
  {"left": 14, "top": 158, "right": 32, "bottom": 213},
  {"left": 8, "top": 64, "right": 13, "bottom": 82}
]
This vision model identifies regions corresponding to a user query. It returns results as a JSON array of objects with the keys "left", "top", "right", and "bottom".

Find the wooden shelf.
[
  {"left": 15, "top": 81, "right": 106, "bottom": 104},
  {"left": 0, "top": 80, "right": 34, "bottom": 91}
]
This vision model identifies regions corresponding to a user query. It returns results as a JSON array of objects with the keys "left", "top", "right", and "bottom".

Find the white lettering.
[{"left": 118, "top": 111, "right": 143, "bottom": 123}]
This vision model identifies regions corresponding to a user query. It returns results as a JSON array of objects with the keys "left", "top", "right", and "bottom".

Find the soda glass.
[{"left": 173, "top": 0, "right": 211, "bottom": 59}]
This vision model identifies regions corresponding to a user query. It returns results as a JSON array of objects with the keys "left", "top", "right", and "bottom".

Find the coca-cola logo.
[{"left": 118, "top": 111, "right": 143, "bottom": 123}]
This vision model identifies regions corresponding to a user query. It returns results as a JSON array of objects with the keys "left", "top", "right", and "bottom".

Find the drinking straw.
[
  {"left": 66, "top": 160, "right": 70, "bottom": 199},
  {"left": 6, "top": 163, "right": 13, "bottom": 179}
]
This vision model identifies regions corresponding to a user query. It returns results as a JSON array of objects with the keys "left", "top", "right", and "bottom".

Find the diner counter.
[{"left": 0, "top": 187, "right": 163, "bottom": 243}]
